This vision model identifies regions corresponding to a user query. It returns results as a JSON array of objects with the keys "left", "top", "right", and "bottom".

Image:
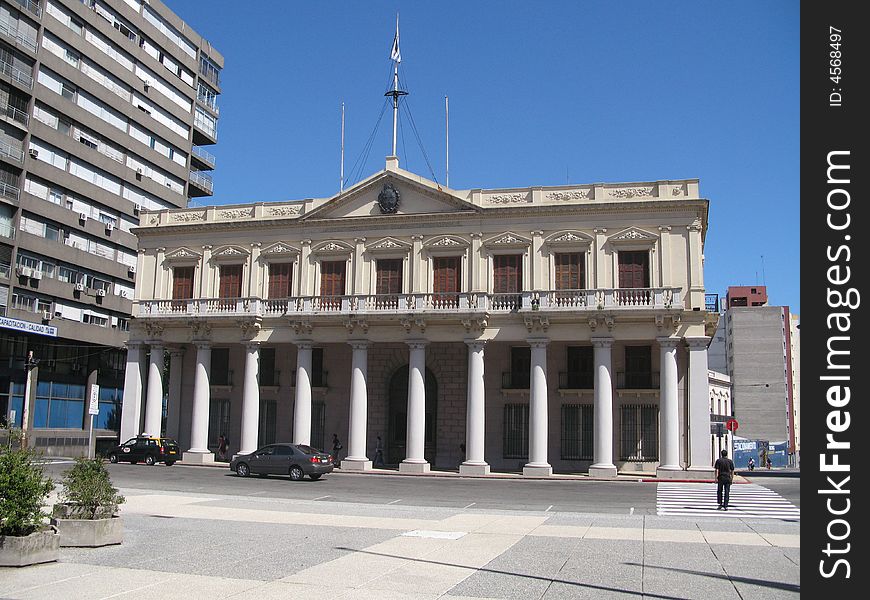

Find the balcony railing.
[
  {"left": 12, "top": 0, "right": 41, "bottom": 17},
  {"left": 191, "top": 145, "right": 216, "bottom": 167},
  {"left": 135, "top": 287, "right": 684, "bottom": 318},
  {"left": 0, "top": 262, "right": 11, "bottom": 278},
  {"left": 501, "top": 371, "right": 530, "bottom": 390},
  {"left": 558, "top": 372, "right": 594, "bottom": 390},
  {"left": 0, "top": 18, "right": 38, "bottom": 52},
  {"left": 0, "top": 57, "right": 33, "bottom": 88},
  {"left": 0, "top": 222, "right": 14, "bottom": 239},
  {"left": 0, "top": 180, "right": 20, "bottom": 202},
  {"left": 2, "top": 103, "right": 29, "bottom": 126},
  {"left": 189, "top": 170, "right": 214, "bottom": 192},
  {"left": 0, "top": 138, "right": 24, "bottom": 162},
  {"left": 196, "top": 93, "right": 219, "bottom": 115},
  {"left": 616, "top": 371, "right": 661, "bottom": 390}
]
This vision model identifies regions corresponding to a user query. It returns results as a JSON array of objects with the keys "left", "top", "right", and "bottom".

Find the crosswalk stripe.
[{"left": 656, "top": 482, "right": 800, "bottom": 520}]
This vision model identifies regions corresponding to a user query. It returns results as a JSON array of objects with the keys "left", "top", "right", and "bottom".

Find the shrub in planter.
[
  {"left": 51, "top": 457, "right": 125, "bottom": 547},
  {"left": 0, "top": 427, "right": 58, "bottom": 566}
]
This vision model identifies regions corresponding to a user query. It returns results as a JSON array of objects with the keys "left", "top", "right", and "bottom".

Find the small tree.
[
  {"left": 0, "top": 428, "right": 54, "bottom": 537},
  {"left": 57, "top": 457, "right": 125, "bottom": 520}
]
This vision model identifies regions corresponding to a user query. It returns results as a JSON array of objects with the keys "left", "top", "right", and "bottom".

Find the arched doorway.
[{"left": 387, "top": 365, "right": 438, "bottom": 465}]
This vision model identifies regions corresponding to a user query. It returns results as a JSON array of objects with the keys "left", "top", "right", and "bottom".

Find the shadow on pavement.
[{"left": 624, "top": 563, "right": 799, "bottom": 593}]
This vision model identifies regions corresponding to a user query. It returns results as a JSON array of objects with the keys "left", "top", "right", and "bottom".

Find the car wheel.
[
  {"left": 145, "top": 455, "right": 156, "bottom": 466},
  {"left": 309, "top": 474, "right": 322, "bottom": 481},
  {"left": 236, "top": 463, "right": 250, "bottom": 477},
  {"left": 108, "top": 453, "right": 118, "bottom": 463},
  {"left": 165, "top": 461, "right": 175, "bottom": 466},
  {"left": 289, "top": 465, "right": 304, "bottom": 481}
]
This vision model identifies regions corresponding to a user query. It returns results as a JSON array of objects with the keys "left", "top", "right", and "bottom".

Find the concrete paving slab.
[{"left": 584, "top": 526, "right": 644, "bottom": 541}]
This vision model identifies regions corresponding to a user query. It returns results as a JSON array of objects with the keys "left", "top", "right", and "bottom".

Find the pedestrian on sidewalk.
[
  {"left": 766, "top": 456, "right": 772, "bottom": 469},
  {"left": 332, "top": 433, "right": 342, "bottom": 466},
  {"left": 217, "top": 434, "right": 228, "bottom": 461},
  {"left": 714, "top": 449, "right": 735, "bottom": 510},
  {"left": 373, "top": 435, "right": 385, "bottom": 467}
]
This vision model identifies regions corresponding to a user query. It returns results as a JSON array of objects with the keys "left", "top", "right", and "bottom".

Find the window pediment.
[
  {"left": 312, "top": 240, "right": 353, "bottom": 256},
  {"left": 608, "top": 227, "right": 658, "bottom": 248},
  {"left": 423, "top": 235, "right": 469, "bottom": 250},
  {"left": 260, "top": 241, "right": 300, "bottom": 260},
  {"left": 544, "top": 230, "right": 593, "bottom": 250},
  {"left": 211, "top": 245, "right": 251, "bottom": 262},
  {"left": 482, "top": 231, "right": 531, "bottom": 250},
  {"left": 164, "top": 247, "right": 202, "bottom": 262},
  {"left": 365, "top": 237, "right": 412, "bottom": 255}
]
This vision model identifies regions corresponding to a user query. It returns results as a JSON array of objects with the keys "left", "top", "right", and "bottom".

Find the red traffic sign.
[{"left": 725, "top": 419, "right": 739, "bottom": 432}]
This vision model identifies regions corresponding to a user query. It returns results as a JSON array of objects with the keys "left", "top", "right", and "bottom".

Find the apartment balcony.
[
  {"left": 1, "top": 103, "right": 29, "bottom": 129},
  {"left": 191, "top": 145, "right": 216, "bottom": 170},
  {"left": 11, "top": 0, "right": 41, "bottom": 18},
  {"left": 134, "top": 287, "right": 684, "bottom": 321},
  {"left": 0, "top": 56, "right": 33, "bottom": 90},
  {"left": 188, "top": 170, "right": 214, "bottom": 197},
  {"left": 0, "top": 18, "right": 38, "bottom": 54},
  {"left": 0, "top": 138, "right": 24, "bottom": 164},
  {"left": 0, "top": 180, "right": 20, "bottom": 204}
]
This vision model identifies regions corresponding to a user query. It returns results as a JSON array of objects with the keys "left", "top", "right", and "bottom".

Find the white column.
[
  {"left": 590, "top": 337, "right": 617, "bottom": 477},
  {"left": 183, "top": 341, "right": 214, "bottom": 464},
  {"left": 120, "top": 341, "right": 146, "bottom": 442},
  {"left": 292, "top": 342, "right": 313, "bottom": 445},
  {"left": 239, "top": 342, "right": 260, "bottom": 455},
  {"left": 686, "top": 337, "right": 716, "bottom": 477},
  {"left": 165, "top": 348, "right": 184, "bottom": 441},
  {"left": 461, "top": 340, "right": 489, "bottom": 475},
  {"left": 400, "top": 340, "right": 430, "bottom": 473},
  {"left": 657, "top": 337, "right": 681, "bottom": 475},
  {"left": 524, "top": 338, "right": 552, "bottom": 476},
  {"left": 143, "top": 343, "right": 165, "bottom": 437},
  {"left": 342, "top": 341, "right": 372, "bottom": 470}
]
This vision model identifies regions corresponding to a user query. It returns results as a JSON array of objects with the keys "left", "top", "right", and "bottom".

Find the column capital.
[
  {"left": 202, "top": 245, "right": 213, "bottom": 251},
  {"left": 684, "top": 336, "right": 711, "bottom": 349},
  {"left": 244, "top": 341, "right": 261, "bottom": 350},
  {"left": 125, "top": 340, "right": 146, "bottom": 350},
  {"left": 465, "top": 339, "right": 488, "bottom": 350},
  {"left": 657, "top": 336, "right": 680, "bottom": 349},
  {"left": 146, "top": 341, "right": 165, "bottom": 349},
  {"left": 410, "top": 234, "right": 424, "bottom": 242},
  {"left": 526, "top": 337, "right": 549, "bottom": 348},
  {"left": 406, "top": 339, "right": 429, "bottom": 349},
  {"left": 295, "top": 340, "right": 314, "bottom": 350},
  {"left": 348, "top": 340, "right": 372, "bottom": 350},
  {"left": 591, "top": 337, "right": 614, "bottom": 348},
  {"left": 354, "top": 237, "right": 367, "bottom": 244},
  {"left": 193, "top": 340, "right": 211, "bottom": 351}
]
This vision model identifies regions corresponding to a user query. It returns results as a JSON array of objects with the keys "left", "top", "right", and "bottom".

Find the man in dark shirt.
[{"left": 714, "top": 449, "right": 736, "bottom": 510}]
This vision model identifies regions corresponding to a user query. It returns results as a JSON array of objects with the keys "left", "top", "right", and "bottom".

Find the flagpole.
[
  {"left": 340, "top": 102, "right": 345, "bottom": 193},
  {"left": 445, "top": 95, "right": 449, "bottom": 187},
  {"left": 385, "top": 13, "right": 407, "bottom": 158}
]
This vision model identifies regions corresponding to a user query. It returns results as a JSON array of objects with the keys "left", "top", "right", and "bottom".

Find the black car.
[
  {"left": 230, "top": 443, "right": 334, "bottom": 481},
  {"left": 106, "top": 436, "right": 180, "bottom": 466}
]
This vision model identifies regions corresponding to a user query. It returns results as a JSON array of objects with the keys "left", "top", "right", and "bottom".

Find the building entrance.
[{"left": 387, "top": 365, "right": 437, "bottom": 465}]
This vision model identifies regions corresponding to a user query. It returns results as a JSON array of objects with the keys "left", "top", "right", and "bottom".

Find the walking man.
[
  {"left": 373, "top": 435, "right": 385, "bottom": 467},
  {"left": 714, "top": 449, "right": 736, "bottom": 510}
]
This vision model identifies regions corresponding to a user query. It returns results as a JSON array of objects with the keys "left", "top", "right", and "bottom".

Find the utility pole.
[{"left": 21, "top": 350, "right": 38, "bottom": 448}]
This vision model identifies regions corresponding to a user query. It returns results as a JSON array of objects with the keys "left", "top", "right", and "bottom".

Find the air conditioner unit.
[
  {"left": 29, "top": 149, "right": 38, "bottom": 158},
  {"left": 143, "top": 81, "right": 150, "bottom": 91},
  {"left": 42, "top": 310, "right": 52, "bottom": 321},
  {"left": 74, "top": 282, "right": 85, "bottom": 292},
  {"left": 79, "top": 212, "right": 88, "bottom": 222},
  {"left": 106, "top": 222, "right": 114, "bottom": 232},
  {"left": 133, "top": 203, "right": 141, "bottom": 215},
  {"left": 128, "top": 264, "right": 136, "bottom": 273},
  {"left": 135, "top": 169, "right": 143, "bottom": 180},
  {"left": 96, "top": 288, "right": 106, "bottom": 297},
  {"left": 31, "top": 270, "right": 42, "bottom": 280},
  {"left": 19, "top": 266, "right": 33, "bottom": 278}
]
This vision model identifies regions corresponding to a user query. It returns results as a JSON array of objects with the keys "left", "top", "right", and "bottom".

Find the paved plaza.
[{"left": 0, "top": 468, "right": 800, "bottom": 600}]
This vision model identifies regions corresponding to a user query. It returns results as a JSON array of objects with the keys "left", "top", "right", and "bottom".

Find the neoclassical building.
[{"left": 121, "top": 157, "right": 714, "bottom": 478}]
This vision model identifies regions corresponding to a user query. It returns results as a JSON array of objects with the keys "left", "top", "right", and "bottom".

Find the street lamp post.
[{"left": 21, "top": 350, "right": 39, "bottom": 448}]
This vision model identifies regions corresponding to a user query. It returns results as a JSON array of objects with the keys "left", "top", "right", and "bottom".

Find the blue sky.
[{"left": 168, "top": 1, "right": 800, "bottom": 315}]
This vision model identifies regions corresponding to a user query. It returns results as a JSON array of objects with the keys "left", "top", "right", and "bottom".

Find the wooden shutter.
[
  {"left": 433, "top": 256, "right": 460, "bottom": 308},
  {"left": 375, "top": 259, "right": 403, "bottom": 309},
  {"left": 219, "top": 264, "right": 243, "bottom": 298},
  {"left": 618, "top": 251, "right": 649, "bottom": 288},
  {"left": 493, "top": 254, "right": 522, "bottom": 309},
  {"left": 554, "top": 252, "right": 583, "bottom": 289},
  {"left": 268, "top": 263, "right": 292, "bottom": 298},
  {"left": 172, "top": 266, "right": 194, "bottom": 300},
  {"left": 320, "top": 261, "right": 346, "bottom": 309}
]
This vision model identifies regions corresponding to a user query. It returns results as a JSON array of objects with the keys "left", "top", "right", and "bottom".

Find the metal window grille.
[
  {"left": 620, "top": 404, "right": 659, "bottom": 461},
  {"left": 503, "top": 403, "right": 529, "bottom": 459},
  {"left": 561, "top": 404, "right": 594, "bottom": 460}
]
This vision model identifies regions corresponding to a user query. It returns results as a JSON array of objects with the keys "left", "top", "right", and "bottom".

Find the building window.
[
  {"left": 623, "top": 346, "right": 653, "bottom": 389},
  {"left": 503, "top": 403, "right": 529, "bottom": 459},
  {"left": 617, "top": 250, "right": 650, "bottom": 305},
  {"left": 561, "top": 404, "right": 593, "bottom": 460},
  {"left": 311, "top": 401, "right": 326, "bottom": 452},
  {"left": 433, "top": 256, "right": 460, "bottom": 308},
  {"left": 34, "top": 381, "right": 85, "bottom": 429},
  {"left": 562, "top": 346, "right": 593, "bottom": 389},
  {"left": 503, "top": 346, "right": 530, "bottom": 389},
  {"left": 172, "top": 266, "right": 194, "bottom": 304},
  {"left": 208, "top": 398, "right": 230, "bottom": 450},
  {"left": 96, "top": 386, "right": 122, "bottom": 431},
  {"left": 218, "top": 264, "right": 242, "bottom": 308},
  {"left": 268, "top": 263, "right": 292, "bottom": 298},
  {"left": 493, "top": 254, "right": 522, "bottom": 309},
  {"left": 259, "top": 347, "right": 276, "bottom": 386},
  {"left": 554, "top": 252, "right": 584, "bottom": 290},
  {"left": 319, "top": 260, "right": 345, "bottom": 310},
  {"left": 620, "top": 404, "right": 659, "bottom": 461},
  {"left": 375, "top": 258, "right": 402, "bottom": 309},
  {"left": 210, "top": 348, "right": 230, "bottom": 386}
]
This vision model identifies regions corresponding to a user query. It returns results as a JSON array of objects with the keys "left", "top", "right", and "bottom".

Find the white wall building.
[{"left": 121, "top": 157, "right": 715, "bottom": 478}]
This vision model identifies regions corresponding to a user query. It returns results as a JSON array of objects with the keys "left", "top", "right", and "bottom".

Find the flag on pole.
[{"left": 390, "top": 14, "right": 401, "bottom": 63}]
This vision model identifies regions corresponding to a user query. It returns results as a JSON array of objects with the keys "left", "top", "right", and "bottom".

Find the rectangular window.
[
  {"left": 33, "top": 381, "right": 85, "bottom": 429},
  {"left": 319, "top": 260, "right": 345, "bottom": 310},
  {"left": 172, "top": 266, "right": 194, "bottom": 300},
  {"left": 312, "top": 347, "right": 325, "bottom": 387},
  {"left": 564, "top": 346, "right": 593, "bottom": 389},
  {"left": 268, "top": 263, "right": 292, "bottom": 298},
  {"left": 433, "top": 256, "right": 460, "bottom": 308},
  {"left": 503, "top": 346, "right": 530, "bottom": 389},
  {"left": 554, "top": 252, "right": 584, "bottom": 306},
  {"left": 620, "top": 404, "right": 659, "bottom": 461},
  {"left": 493, "top": 254, "right": 522, "bottom": 309},
  {"left": 259, "top": 347, "right": 276, "bottom": 386},
  {"left": 218, "top": 264, "right": 242, "bottom": 307},
  {"left": 210, "top": 348, "right": 230, "bottom": 386},
  {"left": 561, "top": 404, "right": 594, "bottom": 460},
  {"left": 208, "top": 398, "right": 230, "bottom": 450},
  {"left": 624, "top": 346, "right": 652, "bottom": 389},
  {"left": 375, "top": 258, "right": 402, "bottom": 309},
  {"left": 617, "top": 250, "right": 650, "bottom": 305},
  {"left": 503, "top": 403, "right": 529, "bottom": 459}
]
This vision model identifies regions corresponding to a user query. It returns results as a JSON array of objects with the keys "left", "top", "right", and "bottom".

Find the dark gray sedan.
[{"left": 230, "top": 443, "right": 334, "bottom": 481}]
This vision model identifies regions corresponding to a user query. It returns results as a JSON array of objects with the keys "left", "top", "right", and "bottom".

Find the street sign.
[
  {"left": 726, "top": 418, "right": 739, "bottom": 432},
  {"left": 710, "top": 422, "right": 725, "bottom": 437},
  {"left": 88, "top": 384, "right": 100, "bottom": 416}
]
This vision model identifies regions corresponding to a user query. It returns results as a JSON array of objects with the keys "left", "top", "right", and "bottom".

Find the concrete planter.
[
  {"left": 0, "top": 528, "right": 60, "bottom": 567},
  {"left": 51, "top": 504, "right": 123, "bottom": 547}
]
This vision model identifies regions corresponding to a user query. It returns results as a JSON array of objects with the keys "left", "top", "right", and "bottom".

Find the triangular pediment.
[
  {"left": 164, "top": 246, "right": 202, "bottom": 261},
  {"left": 609, "top": 227, "right": 658, "bottom": 242},
  {"left": 302, "top": 169, "right": 480, "bottom": 221}
]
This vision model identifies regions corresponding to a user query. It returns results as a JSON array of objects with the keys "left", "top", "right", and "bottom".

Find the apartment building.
[
  {"left": 0, "top": 0, "right": 222, "bottom": 456},
  {"left": 124, "top": 156, "right": 716, "bottom": 478}
]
